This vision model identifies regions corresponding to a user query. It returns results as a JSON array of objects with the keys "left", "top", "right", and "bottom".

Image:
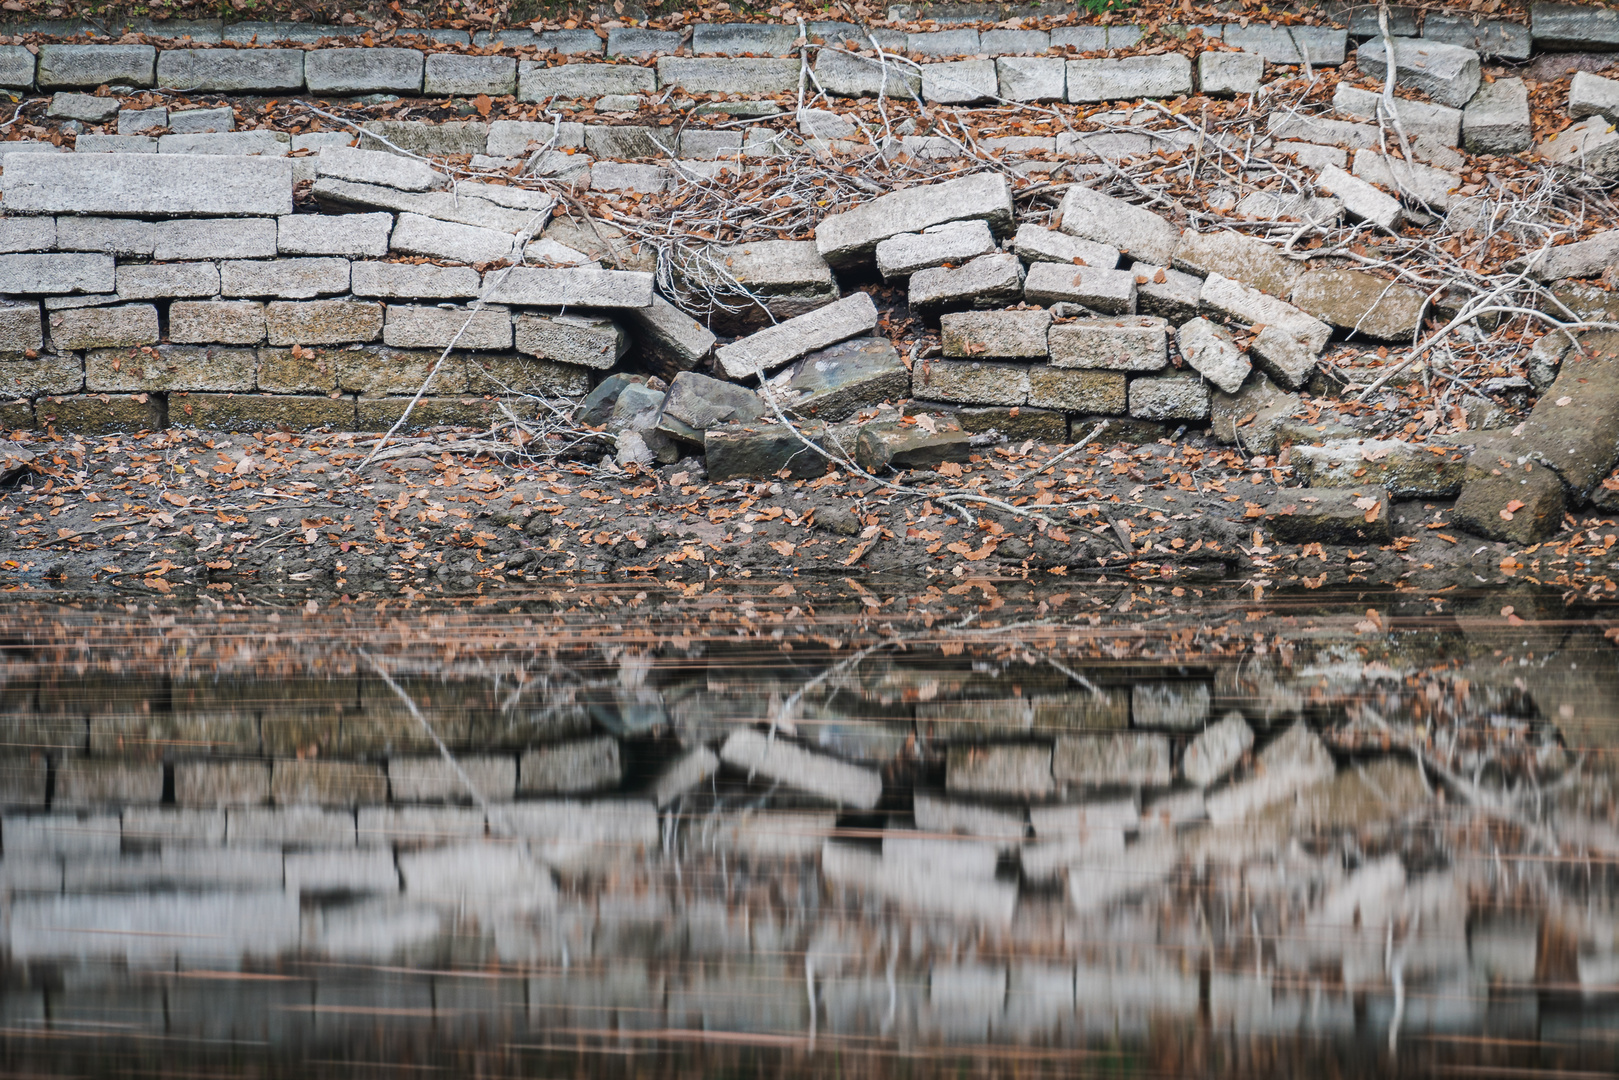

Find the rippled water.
[{"left": 0, "top": 581, "right": 1615, "bottom": 1078}]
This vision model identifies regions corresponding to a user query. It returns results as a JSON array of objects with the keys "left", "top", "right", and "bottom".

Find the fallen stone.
[
  {"left": 780, "top": 336, "right": 911, "bottom": 421},
  {"left": 1249, "top": 325, "right": 1319, "bottom": 391},
  {"left": 1266, "top": 113, "right": 1381, "bottom": 150},
  {"left": 390, "top": 211, "right": 516, "bottom": 264},
  {"left": 1132, "top": 682, "right": 1211, "bottom": 731},
  {"left": 1182, "top": 713, "right": 1254, "bottom": 788},
  {"left": 715, "top": 292, "right": 878, "bottom": 379},
  {"left": 1, "top": 152, "right": 292, "bottom": 218},
  {"left": 1172, "top": 229, "right": 1301, "bottom": 298},
  {"left": 1451, "top": 441, "right": 1568, "bottom": 544},
  {"left": 821, "top": 841, "right": 1017, "bottom": 925},
  {"left": 814, "top": 172, "right": 1015, "bottom": 269},
  {"left": 483, "top": 267, "right": 656, "bottom": 309},
  {"left": 1331, "top": 83, "right": 1462, "bottom": 147},
  {"left": 1463, "top": 77, "right": 1533, "bottom": 154},
  {"left": 1129, "top": 373, "right": 1210, "bottom": 420},
  {"left": 1198, "top": 51, "right": 1264, "bottom": 96},
  {"left": 1351, "top": 151, "right": 1462, "bottom": 210},
  {"left": 1357, "top": 36, "right": 1480, "bottom": 108},
  {"left": 1011, "top": 223, "right": 1119, "bottom": 269},
  {"left": 942, "top": 309, "right": 1052, "bottom": 358},
  {"left": 1066, "top": 54, "right": 1193, "bottom": 103},
  {"left": 704, "top": 420, "right": 835, "bottom": 481},
  {"left": 49, "top": 92, "right": 120, "bottom": 123},
  {"left": 1176, "top": 317, "right": 1251, "bottom": 394},
  {"left": 1205, "top": 723, "right": 1336, "bottom": 824},
  {"left": 1289, "top": 267, "right": 1426, "bottom": 341},
  {"left": 1200, "top": 272, "right": 1331, "bottom": 354},
  {"left": 1571, "top": 71, "right": 1619, "bottom": 124},
  {"left": 1515, "top": 330, "right": 1619, "bottom": 499},
  {"left": 1131, "top": 262, "right": 1204, "bottom": 325},
  {"left": 854, "top": 415, "right": 973, "bottom": 472},
  {"left": 622, "top": 294, "right": 717, "bottom": 371},
  {"left": 1058, "top": 185, "right": 1179, "bottom": 266},
  {"left": 1235, "top": 190, "right": 1345, "bottom": 224},
  {"left": 874, "top": 220, "right": 997, "bottom": 280},
  {"left": 700, "top": 239, "right": 839, "bottom": 326},
  {"left": 1536, "top": 116, "right": 1619, "bottom": 179},
  {"left": 313, "top": 177, "right": 545, "bottom": 233},
  {"left": 1023, "top": 262, "right": 1136, "bottom": 314},
  {"left": 720, "top": 728, "right": 881, "bottom": 809},
  {"left": 1052, "top": 733, "right": 1170, "bottom": 786},
  {"left": 945, "top": 744, "right": 1053, "bottom": 797},
  {"left": 909, "top": 253, "right": 1025, "bottom": 316},
  {"left": 1263, "top": 488, "right": 1394, "bottom": 544},
  {"left": 657, "top": 370, "right": 764, "bottom": 443},
  {"left": 1048, "top": 315, "right": 1168, "bottom": 371},
  {"left": 1210, "top": 375, "right": 1301, "bottom": 453},
  {"left": 317, "top": 145, "right": 438, "bottom": 192},
  {"left": 1521, "top": 229, "right": 1619, "bottom": 282},
  {"left": 1317, "top": 164, "right": 1404, "bottom": 230}
]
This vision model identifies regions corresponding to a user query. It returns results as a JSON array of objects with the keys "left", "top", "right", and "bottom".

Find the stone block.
[
  {"left": 945, "top": 744, "right": 1053, "bottom": 797},
  {"left": 1263, "top": 487, "right": 1393, "bottom": 544},
  {"left": 424, "top": 53, "right": 517, "bottom": 96},
  {"left": 693, "top": 22, "right": 799, "bottom": 54},
  {"left": 1053, "top": 732, "right": 1169, "bottom": 786},
  {"left": 482, "top": 267, "right": 654, "bottom": 309},
  {"left": 1024, "top": 262, "right": 1136, "bottom": 314},
  {"left": 462, "top": 354, "right": 590, "bottom": 396},
  {"left": 157, "top": 47, "right": 305, "bottom": 92},
  {"left": 656, "top": 56, "right": 798, "bottom": 94},
  {"left": 0, "top": 216, "right": 52, "bottom": 256},
  {"left": 384, "top": 305, "right": 512, "bottom": 350},
  {"left": 2, "top": 152, "right": 292, "bottom": 218},
  {"left": 942, "top": 309, "right": 1051, "bottom": 358},
  {"left": 263, "top": 300, "right": 382, "bottom": 345},
  {"left": 34, "top": 392, "right": 163, "bottom": 434},
  {"left": 1331, "top": 83, "right": 1461, "bottom": 146},
  {"left": 714, "top": 292, "right": 878, "bottom": 379},
  {"left": 1199, "top": 50, "right": 1264, "bottom": 96},
  {"left": 357, "top": 120, "right": 491, "bottom": 158},
  {"left": 221, "top": 257, "right": 349, "bottom": 299},
  {"left": 1172, "top": 229, "right": 1300, "bottom": 297},
  {"left": 704, "top": 420, "right": 836, "bottom": 481},
  {"left": 1175, "top": 317, "right": 1250, "bottom": 395},
  {"left": 175, "top": 761, "right": 271, "bottom": 807},
  {"left": 4, "top": 813, "right": 121, "bottom": 854},
  {"left": 1012, "top": 223, "right": 1118, "bottom": 268},
  {"left": 1025, "top": 367, "right": 1125, "bottom": 413},
  {"left": 1224, "top": 23, "right": 1348, "bottom": 65},
  {"left": 398, "top": 842, "right": 556, "bottom": 906},
  {"left": 49, "top": 304, "right": 157, "bottom": 351},
  {"left": 1290, "top": 437, "right": 1469, "bottom": 499},
  {"left": 157, "top": 131, "right": 290, "bottom": 157},
  {"left": 0, "top": 357, "right": 80, "bottom": 397},
  {"left": 0, "top": 252, "right": 114, "bottom": 296},
  {"left": 487, "top": 119, "right": 585, "bottom": 157},
  {"left": 822, "top": 841, "right": 1017, "bottom": 925},
  {"left": 503, "top": 798, "right": 659, "bottom": 872},
  {"left": 1234, "top": 190, "right": 1345, "bottom": 224},
  {"left": 277, "top": 211, "right": 392, "bottom": 258},
  {"left": 1352, "top": 151, "right": 1461, "bottom": 210},
  {"left": 518, "top": 62, "right": 656, "bottom": 101},
  {"left": 1058, "top": 185, "right": 1179, "bottom": 266},
  {"left": 606, "top": 27, "right": 681, "bottom": 56},
  {"left": 1048, "top": 315, "right": 1168, "bottom": 371},
  {"left": 812, "top": 49, "right": 922, "bottom": 98},
  {"left": 168, "top": 106, "right": 234, "bottom": 134},
  {"left": 1067, "top": 53, "right": 1192, "bottom": 103},
  {"left": 1357, "top": 35, "right": 1480, "bottom": 108},
  {"left": 350, "top": 261, "right": 480, "bottom": 299},
  {"left": 0, "top": 300, "right": 42, "bottom": 351},
  {"left": 120, "top": 807, "right": 229, "bottom": 846},
  {"left": 0, "top": 44, "right": 34, "bottom": 89},
  {"left": 909, "top": 252, "right": 1025, "bottom": 316},
  {"left": 88, "top": 345, "right": 256, "bottom": 392},
  {"left": 227, "top": 806, "right": 356, "bottom": 845},
  {"left": 1200, "top": 272, "right": 1331, "bottom": 353},
  {"left": 590, "top": 161, "right": 671, "bottom": 193},
  {"left": 1128, "top": 372, "right": 1210, "bottom": 420},
  {"left": 913, "top": 359, "right": 1029, "bottom": 406},
  {"left": 513, "top": 312, "right": 627, "bottom": 368},
  {"left": 622, "top": 294, "right": 716, "bottom": 371},
  {"left": 305, "top": 47, "right": 424, "bottom": 95},
  {"left": 271, "top": 760, "right": 387, "bottom": 807},
  {"left": 54, "top": 760, "right": 163, "bottom": 807},
  {"left": 175, "top": 392, "right": 354, "bottom": 431},
  {"left": 1452, "top": 446, "right": 1567, "bottom": 545},
  {"left": 651, "top": 746, "right": 720, "bottom": 808},
  {"left": 780, "top": 336, "right": 910, "bottom": 421},
  {"left": 118, "top": 106, "right": 168, "bottom": 134},
  {"left": 285, "top": 848, "right": 399, "bottom": 894},
  {"left": 1571, "top": 72, "right": 1619, "bottom": 125},
  {"left": 519, "top": 736, "right": 622, "bottom": 794},
  {"left": 1266, "top": 113, "right": 1379, "bottom": 152},
  {"left": 874, "top": 220, "right": 997, "bottom": 281},
  {"left": 37, "top": 44, "right": 155, "bottom": 89},
  {"left": 720, "top": 728, "right": 880, "bottom": 808},
  {"left": 1458, "top": 77, "right": 1532, "bottom": 155},
  {"left": 0, "top": 758, "right": 48, "bottom": 808},
  {"left": 150, "top": 217, "right": 277, "bottom": 261},
  {"left": 1537, "top": 116, "right": 1619, "bottom": 179},
  {"left": 855, "top": 414, "right": 973, "bottom": 472},
  {"left": 49, "top": 92, "right": 119, "bottom": 123},
  {"left": 317, "top": 145, "right": 438, "bottom": 192},
  {"left": 921, "top": 59, "right": 997, "bottom": 104},
  {"left": 114, "top": 261, "right": 220, "bottom": 301},
  {"left": 995, "top": 55, "right": 1066, "bottom": 103},
  {"left": 1205, "top": 723, "right": 1335, "bottom": 824},
  {"left": 1289, "top": 267, "right": 1425, "bottom": 341},
  {"left": 388, "top": 755, "right": 516, "bottom": 803},
  {"left": 815, "top": 172, "right": 1015, "bottom": 269},
  {"left": 357, "top": 805, "right": 486, "bottom": 844}
]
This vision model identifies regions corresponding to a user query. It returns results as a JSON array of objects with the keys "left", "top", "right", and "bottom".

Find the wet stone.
[
  {"left": 657, "top": 371, "right": 764, "bottom": 444},
  {"left": 705, "top": 421, "right": 835, "bottom": 482},
  {"left": 855, "top": 415, "right": 973, "bottom": 472},
  {"left": 1288, "top": 438, "right": 1469, "bottom": 499},
  {"left": 1451, "top": 442, "right": 1568, "bottom": 545},
  {"left": 1264, "top": 488, "right": 1393, "bottom": 545}
]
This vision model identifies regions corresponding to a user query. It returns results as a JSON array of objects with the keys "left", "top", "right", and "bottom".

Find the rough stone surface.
[
  {"left": 1290, "top": 437, "right": 1470, "bottom": 498},
  {"left": 1176, "top": 318, "right": 1251, "bottom": 395},
  {"left": 1131, "top": 262, "right": 1204, "bottom": 325},
  {"left": 814, "top": 172, "right": 1015, "bottom": 269},
  {"left": 37, "top": 44, "right": 156, "bottom": 90},
  {"left": 1053, "top": 733, "right": 1170, "bottom": 786},
  {"left": 390, "top": 212, "right": 516, "bottom": 264},
  {"left": 1199, "top": 51, "right": 1264, "bottom": 96},
  {"left": 167, "top": 301, "right": 266, "bottom": 346},
  {"left": 358, "top": 120, "right": 491, "bottom": 158},
  {"left": 1523, "top": 229, "right": 1619, "bottom": 282},
  {"left": 1463, "top": 77, "right": 1532, "bottom": 154},
  {"left": 277, "top": 211, "right": 392, "bottom": 257},
  {"left": 221, "top": 257, "right": 349, "bottom": 299},
  {"left": 1066, "top": 54, "right": 1193, "bottom": 103},
  {"left": 622, "top": 294, "right": 716, "bottom": 370},
  {"left": 272, "top": 761, "right": 388, "bottom": 807},
  {"left": 1027, "top": 367, "right": 1127, "bottom": 413},
  {"left": 49, "top": 92, "right": 120, "bottom": 123},
  {"left": 264, "top": 300, "right": 383, "bottom": 345},
  {"left": 1129, "top": 373, "right": 1210, "bottom": 420},
  {"left": 997, "top": 56, "right": 1066, "bottom": 102},
  {"left": 316, "top": 145, "right": 437, "bottom": 192},
  {"left": 1, "top": 152, "right": 293, "bottom": 218},
  {"left": 657, "top": 370, "right": 763, "bottom": 442},
  {"left": 946, "top": 744, "right": 1053, "bottom": 798},
  {"left": 0, "top": 253, "right": 115, "bottom": 295},
  {"left": 1331, "top": 83, "right": 1461, "bottom": 147},
  {"left": 350, "top": 261, "right": 480, "bottom": 299},
  {"left": 114, "top": 261, "right": 220, "bottom": 301},
  {"left": 721, "top": 728, "right": 881, "bottom": 808},
  {"left": 424, "top": 53, "right": 517, "bottom": 96},
  {"left": 656, "top": 56, "right": 798, "bottom": 94},
  {"left": 49, "top": 304, "right": 158, "bottom": 351},
  {"left": 159, "top": 131, "right": 289, "bottom": 156},
  {"left": 175, "top": 761, "right": 271, "bottom": 808},
  {"left": 1048, "top": 316, "right": 1168, "bottom": 371},
  {"left": 384, "top": 305, "right": 513, "bottom": 351},
  {"left": 1452, "top": 443, "right": 1567, "bottom": 544},
  {"left": 1537, "top": 116, "right": 1619, "bottom": 179},
  {"left": 1210, "top": 375, "right": 1302, "bottom": 454},
  {"left": 1351, "top": 151, "right": 1462, "bottom": 210},
  {"left": 518, "top": 62, "right": 656, "bottom": 101},
  {"left": 1317, "top": 164, "right": 1404, "bottom": 230},
  {"left": 0, "top": 300, "right": 43, "bottom": 352},
  {"left": 484, "top": 268, "right": 656, "bottom": 310},
  {"left": 1058, "top": 185, "right": 1179, "bottom": 266},
  {"left": 913, "top": 359, "right": 1029, "bottom": 406},
  {"left": 704, "top": 421, "right": 836, "bottom": 481},
  {"left": 1182, "top": 713, "right": 1256, "bottom": 788},
  {"left": 875, "top": 220, "right": 997, "bottom": 280},
  {"left": 921, "top": 59, "right": 997, "bottom": 104},
  {"left": 520, "top": 736, "right": 622, "bottom": 794},
  {"left": 1023, "top": 262, "right": 1136, "bottom": 314},
  {"left": 1011, "top": 224, "right": 1118, "bottom": 269},
  {"left": 715, "top": 292, "right": 878, "bottom": 379},
  {"left": 1514, "top": 331, "right": 1619, "bottom": 498},
  {"left": 512, "top": 312, "right": 628, "bottom": 369},
  {"left": 168, "top": 106, "right": 235, "bottom": 134},
  {"left": 153, "top": 218, "right": 279, "bottom": 261},
  {"left": 1264, "top": 488, "right": 1394, "bottom": 544},
  {"left": 1289, "top": 268, "right": 1426, "bottom": 341},
  {"left": 1204, "top": 723, "right": 1336, "bottom": 825},
  {"left": 157, "top": 48, "right": 306, "bottom": 93},
  {"left": 1172, "top": 229, "right": 1301, "bottom": 298},
  {"left": 1423, "top": 12, "right": 1531, "bottom": 59},
  {"left": 909, "top": 253, "right": 1026, "bottom": 316},
  {"left": 941, "top": 310, "right": 1052, "bottom": 359},
  {"left": 1200, "top": 272, "right": 1331, "bottom": 353},
  {"left": 1357, "top": 36, "right": 1481, "bottom": 109},
  {"left": 0, "top": 217, "right": 56, "bottom": 255},
  {"left": 304, "top": 47, "right": 424, "bottom": 95},
  {"left": 854, "top": 416, "right": 972, "bottom": 472},
  {"left": 812, "top": 49, "right": 922, "bottom": 98},
  {"left": 780, "top": 337, "right": 911, "bottom": 421}
]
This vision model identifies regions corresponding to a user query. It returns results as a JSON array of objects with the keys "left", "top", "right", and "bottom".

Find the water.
[{"left": 0, "top": 580, "right": 1616, "bottom": 1078}]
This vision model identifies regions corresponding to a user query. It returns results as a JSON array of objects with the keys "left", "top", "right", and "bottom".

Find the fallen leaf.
[
  {"left": 473, "top": 93, "right": 492, "bottom": 117},
  {"left": 936, "top": 461, "right": 963, "bottom": 478},
  {"left": 1556, "top": 396, "right": 1573, "bottom": 407},
  {"left": 768, "top": 540, "right": 796, "bottom": 557}
]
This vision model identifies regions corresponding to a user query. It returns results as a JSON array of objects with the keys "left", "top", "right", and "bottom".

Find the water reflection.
[{"left": 0, "top": 582, "right": 1615, "bottom": 1077}]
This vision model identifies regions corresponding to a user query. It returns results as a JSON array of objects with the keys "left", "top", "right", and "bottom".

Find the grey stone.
[
  {"left": 913, "top": 358, "right": 1029, "bottom": 406},
  {"left": 1019, "top": 828, "right": 1128, "bottom": 883},
  {"left": 0, "top": 140, "right": 66, "bottom": 160},
  {"left": 174, "top": 761, "right": 271, "bottom": 807},
  {"left": 816, "top": 172, "right": 1013, "bottom": 269},
  {"left": 1289, "top": 267, "right": 1426, "bottom": 341},
  {"left": 226, "top": 806, "right": 356, "bottom": 845},
  {"left": 907, "top": 28, "right": 982, "bottom": 55},
  {"left": 1058, "top": 185, "right": 1179, "bottom": 266},
  {"left": 167, "top": 107, "right": 234, "bottom": 134},
  {"left": 1423, "top": 13, "right": 1531, "bottom": 60},
  {"left": 677, "top": 129, "right": 745, "bottom": 159},
  {"left": 1048, "top": 315, "right": 1168, "bottom": 371},
  {"left": 1023, "top": 261, "right": 1136, "bottom": 314},
  {"left": 1266, "top": 112, "right": 1380, "bottom": 150},
  {"left": 158, "top": 130, "right": 290, "bottom": 157},
  {"left": 0, "top": 300, "right": 42, "bottom": 351},
  {"left": 715, "top": 291, "right": 877, "bottom": 379},
  {"left": 1, "top": 152, "right": 292, "bottom": 217},
  {"left": 1129, "top": 372, "right": 1210, "bottom": 420},
  {"left": 980, "top": 28, "right": 1049, "bottom": 53},
  {"left": 1199, "top": 51, "right": 1264, "bottom": 96},
  {"left": 657, "top": 370, "right": 761, "bottom": 443},
  {"left": 513, "top": 312, "right": 628, "bottom": 368},
  {"left": 277, "top": 211, "right": 392, "bottom": 257},
  {"left": 1067, "top": 54, "right": 1193, "bottom": 103},
  {"left": 1452, "top": 444, "right": 1567, "bottom": 544},
  {"left": 69, "top": 134, "right": 158, "bottom": 154},
  {"left": 1234, "top": 190, "right": 1345, "bottom": 225},
  {"left": 518, "top": 62, "right": 656, "bottom": 101},
  {"left": 942, "top": 309, "right": 1051, "bottom": 358},
  {"left": 1172, "top": 228, "right": 1303, "bottom": 298},
  {"left": 384, "top": 304, "right": 512, "bottom": 350},
  {"left": 157, "top": 47, "right": 304, "bottom": 93},
  {"left": 1177, "top": 317, "right": 1251, "bottom": 395},
  {"left": 1250, "top": 325, "right": 1320, "bottom": 392},
  {"left": 153, "top": 217, "right": 278, "bottom": 260},
  {"left": 590, "top": 161, "right": 670, "bottom": 193},
  {"left": 692, "top": 22, "right": 798, "bottom": 55},
  {"left": 398, "top": 843, "right": 557, "bottom": 907},
  {"left": 1012, "top": 223, "right": 1119, "bottom": 268},
  {"left": 0, "top": 253, "right": 114, "bottom": 295},
  {"left": 1572, "top": 72, "right": 1619, "bottom": 128},
  {"left": 487, "top": 119, "right": 585, "bottom": 158},
  {"left": 223, "top": 20, "right": 357, "bottom": 43},
  {"left": 1050, "top": 26, "right": 1109, "bottom": 50},
  {"left": 651, "top": 747, "right": 720, "bottom": 808},
  {"left": 704, "top": 420, "right": 837, "bottom": 481},
  {"left": 1264, "top": 487, "right": 1393, "bottom": 544},
  {"left": 821, "top": 841, "right": 1017, "bottom": 925},
  {"left": 656, "top": 56, "right": 799, "bottom": 94},
  {"left": 812, "top": 49, "right": 922, "bottom": 98},
  {"left": 945, "top": 744, "right": 1053, "bottom": 798},
  {"left": 220, "top": 257, "right": 349, "bottom": 299},
  {"left": 389, "top": 755, "right": 516, "bottom": 803},
  {"left": 10, "top": 891, "right": 300, "bottom": 961},
  {"left": 49, "top": 303, "right": 157, "bottom": 350},
  {"left": 1507, "top": 331, "right": 1619, "bottom": 499},
  {"left": 1532, "top": 2, "right": 1619, "bottom": 50},
  {"left": 168, "top": 301, "right": 266, "bottom": 345},
  {"left": 118, "top": 106, "right": 168, "bottom": 134},
  {"left": 1210, "top": 374, "right": 1301, "bottom": 452},
  {"left": 285, "top": 848, "right": 398, "bottom": 894},
  {"left": 389, "top": 211, "right": 517, "bottom": 263},
  {"left": 0, "top": 217, "right": 56, "bottom": 254},
  {"left": 874, "top": 220, "right": 997, "bottom": 280},
  {"left": 583, "top": 124, "right": 668, "bottom": 159},
  {"left": 1288, "top": 437, "right": 1469, "bottom": 498},
  {"left": 357, "top": 120, "right": 490, "bottom": 158},
  {"left": 424, "top": 53, "right": 517, "bottom": 97},
  {"left": 1331, "top": 83, "right": 1461, "bottom": 146},
  {"left": 1351, "top": 151, "right": 1461, "bottom": 210},
  {"left": 114, "top": 261, "right": 219, "bottom": 300},
  {"left": 0, "top": 44, "right": 34, "bottom": 89},
  {"left": 49, "top": 92, "right": 120, "bottom": 123},
  {"left": 914, "top": 793, "right": 1026, "bottom": 850},
  {"left": 854, "top": 415, "right": 974, "bottom": 472},
  {"left": 607, "top": 27, "right": 682, "bottom": 56},
  {"left": 1053, "top": 732, "right": 1170, "bottom": 786},
  {"left": 483, "top": 267, "right": 656, "bottom": 309},
  {"left": 1029, "top": 798, "right": 1138, "bottom": 838},
  {"left": 994, "top": 56, "right": 1066, "bottom": 102},
  {"left": 37, "top": 44, "right": 155, "bottom": 90},
  {"left": 1357, "top": 36, "right": 1480, "bottom": 109},
  {"left": 356, "top": 805, "right": 485, "bottom": 844},
  {"left": 922, "top": 59, "right": 997, "bottom": 104},
  {"left": 1200, "top": 272, "right": 1331, "bottom": 353},
  {"left": 263, "top": 299, "right": 384, "bottom": 345},
  {"left": 1205, "top": 722, "right": 1336, "bottom": 825},
  {"left": 1132, "top": 682, "right": 1211, "bottom": 731},
  {"left": 720, "top": 728, "right": 881, "bottom": 808},
  {"left": 1223, "top": 23, "right": 1348, "bottom": 65},
  {"left": 87, "top": 343, "right": 257, "bottom": 392},
  {"left": 1027, "top": 367, "right": 1126, "bottom": 413},
  {"left": 3, "top": 813, "right": 121, "bottom": 854},
  {"left": 520, "top": 736, "right": 622, "bottom": 794},
  {"left": 621, "top": 294, "right": 716, "bottom": 369},
  {"left": 317, "top": 145, "right": 438, "bottom": 191},
  {"left": 1537, "top": 116, "right": 1619, "bottom": 179},
  {"left": 54, "top": 760, "right": 163, "bottom": 806},
  {"left": 781, "top": 336, "right": 911, "bottom": 420},
  {"left": 305, "top": 47, "right": 424, "bottom": 95},
  {"left": 909, "top": 252, "right": 1024, "bottom": 316},
  {"left": 350, "top": 260, "right": 481, "bottom": 299}
]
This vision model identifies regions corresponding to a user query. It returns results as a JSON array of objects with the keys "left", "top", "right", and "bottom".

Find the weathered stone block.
[
  {"left": 720, "top": 728, "right": 882, "bottom": 808},
  {"left": 517, "top": 62, "right": 656, "bottom": 101},
  {"left": 350, "top": 261, "right": 480, "bottom": 299},
  {"left": 157, "top": 48, "right": 305, "bottom": 93},
  {"left": 168, "top": 106, "right": 235, "bottom": 134},
  {"left": 780, "top": 336, "right": 910, "bottom": 421},
  {"left": 317, "top": 145, "right": 438, "bottom": 192},
  {"left": 1452, "top": 445, "right": 1566, "bottom": 544},
  {"left": 1128, "top": 372, "right": 1210, "bottom": 420},
  {"left": 1176, "top": 317, "right": 1251, "bottom": 395},
  {"left": 2, "top": 152, "right": 292, "bottom": 218},
  {"left": 1289, "top": 268, "right": 1425, "bottom": 341},
  {"left": 854, "top": 415, "right": 972, "bottom": 471},
  {"left": 0, "top": 252, "right": 114, "bottom": 295},
  {"left": 704, "top": 421, "right": 835, "bottom": 481},
  {"left": 483, "top": 267, "right": 655, "bottom": 309},
  {"left": 424, "top": 53, "right": 517, "bottom": 96},
  {"left": 357, "top": 120, "right": 490, "bottom": 158},
  {"left": 37, "top": 44, "right": 155, "bottom": 89},
  {"left": 656, "top": 56, "right": 798, "bottom": 94},
  {"left": 1011, "top": 223, "right": 1118, "bottom": 268},
  {"left": 462, "top": 354, "right": 590, "bottom": 396},
  {"left": 910, "top": 253, "right": 1025, "bottom": 317},
  {"left": 1058, "top": 185, "right": 1178, "bottom": 266},
  {"left": 519, "top": 736, "right": 622, "bottom": 794},
  {"left": 1357, "top": 36, "right": 1480, "bottom": 109},
  {"left": 1317, "top": 162, "right": 1404, "bottom": 229},
  {"left": 1024, "top": 262, "right": 1136, "bottom": 314},
  {"left": 263, "top": 299, "right": 382, "bottom": 345},
  {"left": 815, "top": 172, "right": 1015, "bottom": 269},
  {"left": 383, "top": 305, "right": 512, "bottom": 351},
  {"left": 1027, "top": 367, "right": 1127, "bottom": 413},
  {"left": 997, "top": 56, "right": 1066, "bottom": 102},
  {"left": 49, "top": 304, "right": 157, "bottom": 351},
  {"left": 0, "top": 300, "right": 43, "bottom": 352},
  {"left": 271, "top": 760, "right": 387, "bottom": 806},
  {"left": 0, "top": 217, "right": 55, "bottom": 256},
  {"left": 54, "top": 760, "right": 163, "bottom": 807},
  {"left": 1352, "top": 151, "right": 1461, "bottom": 210},
  {"left": 1331, "top": 83, "right": 1461, "bottom": 147},
  {"left": 277, "top": 211, "right": 392, "bottom": 258},
  {"left": 1200, "top": 272, "right": 1331, "bottom": 353},
  {"left": 513, "top": 312, "right": 627, "bottom": 368},
  {"left": 221, "top": 257, "right": 350, "bottom": 299},
  {"left": 946, "top": 744, "right": 1053, "bottom": 797},
  {"left": 175, "top": 392, "right": 355, "bottom": 431},
  {"left": 922, "top": 59, "right": 997, "bottom": 104},
  {"left": 0, "top": 357, "right": 80, "bottom": 397},
  {"left": 1053, "top": 732, "right": 1169, "bottom": 786},
  {"left": 1067, "top": 53, "right": 1192, "bottom": 102},
  {"left": 1263, "top": 488, "right": 1393, "bottom": 544},
  {"left": 114, "top": 261, "right": 220, "bottom": 301},
  {"left": 48, "top": 92, "right": 120, "bottom": 123},
  {"left": 35, "top": 393, "right": 164, "bottom": 434},
  {"left": 355, "top": 395, "right": 503, "bottom": 431},
  {"left": 942, "top": 309, "right": 1052, "bottom": 358},
  {"left": 151, "top": 217, "right": 278, "bottom": 261},
  {"left": 305, "top": 47, "right": 424, "bottom": 95},
  {"left": 913, "top": 358, "right": 1029, "bottom": 406},
  {"left": 812, "top": 49, "right": 922, "bottom": 98},
  {"left": 87, "top": 344, "right": 256, "bottom": 392},
  {"left": 874, "top": 220, "right": 998, "bottom": 281},
  {"left": 158, "top": 130, "right": 290, "bottom": 157},
  {"left": 1047, "top": 316, "right": 1168, "bottom": 371},
  {"left": 175, "top": 761, "right": 271, "bottom": 807},
  {"left": 715, "top": 292, "right": 878, "bottom": 379},
  {"left": 388, "top": 755, "right": 516, "bottom": 802},
  {"left": 1199, "top": 50, "right": 1264, "bottom": 96}
]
